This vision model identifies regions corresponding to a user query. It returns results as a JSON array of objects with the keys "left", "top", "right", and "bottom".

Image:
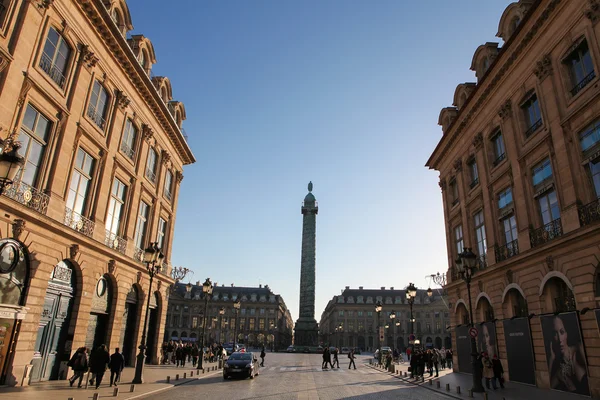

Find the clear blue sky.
[{"left": 128, "top": 0, "right": 510, "bottom": 321}]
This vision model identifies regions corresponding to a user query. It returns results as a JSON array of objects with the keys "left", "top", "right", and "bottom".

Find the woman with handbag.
[{"left": 492, "top": 354, "right": 504, "bottom": 389}]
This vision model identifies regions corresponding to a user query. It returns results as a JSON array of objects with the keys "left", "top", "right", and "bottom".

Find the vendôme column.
[{"left": 294, "top": 181, "right": 319, "bottom": 346}]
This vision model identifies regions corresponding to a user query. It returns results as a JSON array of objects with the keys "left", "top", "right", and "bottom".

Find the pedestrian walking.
[
  {"left": 322, "top": 347, "right": 332, "bottom": 369},
  {"left": 260, "top": 347, "right": 266, "bottom": 367},
  {"left": 175, "top": 345, "right": 183, "bottom": 367},
  {"left": 433, "top": 350, "right": 439, "bottom": 377},
  {"left": 89, "top": 344, "right": 110, "bottom": 389},
  {"left": 332, "top": 347, "right": 339, "bottom": 368},
  {"left": 482, "top": 352, "right": 495, "bottom": 390},
  {"left": 409, "top": 350, "right": 417, "bottom": 378},
  {"left": 109, "top": 347, "right": 125, "bottom": 387},
  {"left": 68, "top": 347, "right": 88, "bottom": 388},
  {"left": 348, "top": 348, "right": 357, "bottom": 369},
  {"left": 492, "top": 354, "right": 505, "bottom": 389},
  {"left": 191, "top": 344, "right": 199, "bottom": 367},
  {"left": 166, "top": 341, "right": 174, "bottom": 365},
  {"left": 446, "top": 349, "right": 453, "bottom": 369}
]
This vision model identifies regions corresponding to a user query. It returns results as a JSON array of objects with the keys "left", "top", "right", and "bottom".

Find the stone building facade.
[
  {"left": 165, "top": 282, "right": 294, "bottom": 351},
  {"left": 427, "top": 0, "right": 600, "bottom": 396},
  {"left": 0, "top": 0, "right": 194, "bottom": 386},
  {"left": 319, "top": 287, "right": 451, "bottom": 352}
]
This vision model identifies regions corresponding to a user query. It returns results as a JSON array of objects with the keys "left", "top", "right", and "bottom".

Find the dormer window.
[
  {"left": 357, "top": 296, "right": 363, "bottom": 303},
  {"left": 509, "top": 16, "right": 521, "bottom": 36},
  {"left": 139, "top": 51, "right": 146, "bottom": 69}
]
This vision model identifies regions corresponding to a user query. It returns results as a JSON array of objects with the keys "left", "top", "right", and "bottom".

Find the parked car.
[
  {"left": 341, "top": 347, "right": 350, "bottom": 354},
  {"left": 286, "top": 345, "right": 295, "bottom": 353},
  {"left": 223, "top": 351, "right": 260, "bottom": 380},
  {"left": 353, "top": 347, "right": 361, "bottom": 354}
]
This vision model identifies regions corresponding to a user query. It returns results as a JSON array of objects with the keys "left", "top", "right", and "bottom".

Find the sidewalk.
[
  {"left": 368, "top": 362, "right": 586, "bottom": 400},
  {"left": 0, "top": 361, "right": 221, "bottom": 400}
]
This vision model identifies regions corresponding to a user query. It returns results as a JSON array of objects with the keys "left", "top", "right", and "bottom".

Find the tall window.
[
  {"left": 164, "top": 170, "right": 173, "bottom": 200},
  {"left": 532, "top": 158, "right": 553, "bottom": 187},
  {"left": 106, "top": 178, "right": 127, "bottom": 236},
  {"left": 145, "top": 148, "right": 157, "bottom": 183},
  {"left": 532, "top": 159, "right": 560, "bottom": 225},
  {"left": 498, "top": 187, "right": 513, "bottom": 210},
  {"left": 156, "top": 217, "right": 167, "bottom": 249},
  {"left": 249, "top": 318, "right": 255, "bottom": 331},
  {"left": 474, "top": 211, "right": 487, "bottom": 259},
  {"left": 66, "top": 148, "right": 94, "bottom": 215},
  {"left": 469, "top": 159, "right": 479, "bottom": 188},
  {"left": 492, "top": 131, "right": 506, "bottom": 166},
  {"left": 454, "top": 225, "right": 464, "bottom": 255},
  {"left": 134, "top": 201, "right": 150, "bottom": 249},
  {"left": 589, "top": 160, "right": 600, "bottom": 198},
  {"left": 120, "top": 119, "right": 137, "bottom": 159},
  {"left": 565, "top": 39, "right": 595, "bottom": 96},
  {"left": 523, "top": 94, "right": 542, "bottom": 137},
  {"left": 502, "top": 215, "right": 518, "bottom": 245},
  {"left": 40, "top": 27, "right": 71, "bottom": 88},
  {"left": 450, "top": 178, "right": 459, "bottom": 206},
  {"left": 259, "top": 318, "right": 265, "bottom": 330},
  {"left": 580, "top": 121, "right": 600, "bottom": 153},
  {"left": 88, "top": 80, "right": 109, "bottom": 129},
  {"left": 18, "top": 104, "right": 51, "bottom": 186}
]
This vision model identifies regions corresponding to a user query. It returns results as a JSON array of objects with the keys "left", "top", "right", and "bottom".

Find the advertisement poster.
[
  {"left": 455, "top": 325, "right": 472, "bottom": 373},
  {"left": 476, "top": 321, "right": 498, "bottom": 359},
  {"left": 540, "top": 312, "right": 589, "bottom": 396},
  {"left": 502, "top": 318, "right": 535, "bottom": 385}
]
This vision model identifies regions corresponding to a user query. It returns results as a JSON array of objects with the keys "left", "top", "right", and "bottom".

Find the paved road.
[{"left": 144, "top": 353, "right": 452, "bottom": 399}]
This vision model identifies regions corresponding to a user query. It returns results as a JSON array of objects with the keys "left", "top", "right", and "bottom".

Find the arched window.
[
  {"left": 544, "top": 277, "right": 576, "bottom": 313},
  {"left": 505, "top": 288, "right": 528, "bottom": 318},
  {"left": 138, "top": 51, "right": 146, "bottom": 69},
  {"left": 161, "top": 87, "right": 168, "bottom": 103}
]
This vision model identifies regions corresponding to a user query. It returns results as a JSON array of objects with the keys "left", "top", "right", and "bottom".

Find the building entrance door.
[
  {"left": 121, "top": 286, "right": 139, "bottom": 366},
  {"left": 30, "top": 261, "right": 74, "bottom": 382},
  {"left": 145, "top": 292, "right": 159, "bottom": 364},
  {"left": 85, "top": 277, "right": 112, "bottom": 352}
]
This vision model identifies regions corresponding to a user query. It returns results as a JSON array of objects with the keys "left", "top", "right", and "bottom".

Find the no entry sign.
[{"left": 469, "top": 327, "right": 478, "bottom": 338}]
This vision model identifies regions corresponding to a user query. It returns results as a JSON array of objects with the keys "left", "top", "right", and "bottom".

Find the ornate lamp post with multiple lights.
[
  {"left": 133, "top": 243, "right": 164, "bottom": 384},
  {"left": 197, "top": 278, "right": 214, "bottom": 371},
  {"left": 456, "top": 247, "right": 485, "bottom": 393},
  {"left": 375, "top": 301, "right": 383, "bottom": 364},
  {"left": 0, "top": 137, "right": 25, "bottom": 195},
  {"left": 233, "top": 299, "right": 241, "bottom": 351},
  {"left": 406, "top": 283, "right": 417, "bottom": 351}
]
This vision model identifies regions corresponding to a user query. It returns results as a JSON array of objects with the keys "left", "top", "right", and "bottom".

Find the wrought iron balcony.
[
  {"left": 164, "top": 188, "right": 172, "bottom": 201},
  {"left": 469, "top": 178, "right": 479, "bottom": 189},
  {"left": 495, "top": 239, "right": 519, "bottom": 263},
  {"left": 120, "top": 142, "right": 135, "bottom": 160},
  {"left": 493, "top": 152, "right": 506, "bottom": 167},
  {"left": 104, "top": 230, "right": 127, "bottom": 254},
  {"left": 530, "top": 218, "right": 562, "bottom": 248},
  {"left": 578, "top": 198, "right": 600, "bottom": 226},
  {"left": 570, "top": 70, "right": 596, "bottom": 96},
  {"left": 39, "top": 53, "right": 66, "bottom": 88},
  {"left": 524, "top": 119, "right": 543, "bottom": 138},
  {"left": 4, "top": 180, "right": 50, "bottom": 215},
  {"left": 64, "top": 207, "right": 95, "bottom": 238},
  {"left": 87, "top": 104, "right": 106, "bottom": 130},
  {"left": 133, "top": 246, "right": 144, "bottom": 262},
  {"left": 145, "top": 167, "right": 156, "bottom": 184}
]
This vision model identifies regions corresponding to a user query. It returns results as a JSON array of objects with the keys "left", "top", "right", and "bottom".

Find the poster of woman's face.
[
  {"left": 476, "top": 322, "right": 497, "bottom": 359},
  {"left": 540, "top": 312, "right": 589, "bottom": 396}
]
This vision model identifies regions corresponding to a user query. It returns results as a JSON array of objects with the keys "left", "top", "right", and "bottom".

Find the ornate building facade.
[
  {"left": 319, "top": 287, "right": 451, "bottom": 352},
  {"left": 0, "top": 0, "right": 194, "bottom": 386},
  {"left": 165, "top": 282, "right": 294, "bottom": 351},
  {"left": 427, "top": 0, "right": 600, "bottom": 396}
]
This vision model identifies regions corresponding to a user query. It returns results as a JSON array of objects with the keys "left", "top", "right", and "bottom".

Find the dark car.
[{"left": 223, "top": 351, "right": 260, "bottom": 379}]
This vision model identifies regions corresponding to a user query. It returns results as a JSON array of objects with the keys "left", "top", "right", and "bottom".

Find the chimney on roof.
[
  {"left": 345, "top": 286, "right": 350, "bottom": 290},
  {"left": 222, "top": 284, "right": 225, "bottom": 287},
  {"left": 359, "top": 286, "right": 363, "bottom": 290},
  {"left": 259, "top": 284, "right": 262, "bottom": 288},
  {"left": 390, "top": 287, "right": 394, "bottom": 290},
  {"left": 231, "top": 283, "right": 234, "bottom": 287},
  {"left": 196, "top": 281, "right": 200, "bottom": 286},
  {"left": 381, "top": 287, "right": 385, "bottom": 290}
]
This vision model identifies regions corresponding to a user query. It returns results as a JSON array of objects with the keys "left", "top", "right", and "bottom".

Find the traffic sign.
[
  {"left": 409, "top": 334, "right": 415, "bottom": 341},
  {"left": 469, "top": 327, "right": 478, "bottom": 338}
]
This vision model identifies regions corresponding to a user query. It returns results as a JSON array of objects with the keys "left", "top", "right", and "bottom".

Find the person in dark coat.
[
  {"left": 191, "top": 344, "right": 199, "bottom": 367},
  {"left": 109, "top": 347, "right": 125, "bottom": 387},
  {"left": 89, "top": 344, "right": 110, "bottom": 389},
  {"left": 409, "top": 350, "right": 417, "bottom": 378},
  {"left": 68, "top": 347, "right": 88, "bottom": 388},
  {"left": 332, "top": 348, "right": 340, "bottom": 368},
  {"left": 175, "top": 345, "right": 184, "bottom": 367},
  {"left": 348, "top": 349, "right": 356, "bottom": 369},
  {"left": 322, "top": 347, "right": 332, "bottom": 369},
  {"left": 260, "top": 347, "right": 266, "bottom": 367},
  {"left": 492, "top": 354, "right": 504, "bottom": 389}
]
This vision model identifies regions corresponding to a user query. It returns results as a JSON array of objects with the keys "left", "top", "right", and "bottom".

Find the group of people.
[
  {"left": 321, "top": 347, "right": 357, "bottom": 370},
  {"left": 67, "top": 345, "right": 124, "bottom": 389},
  {"left": 161, "top": 341, "right": 228, "bottom": 367},
  {"left": 409, "top": 348, "right": 453, "bottom": 379},
  {"left": 479, "top": 352, "right": 504, "bottom": 390}
]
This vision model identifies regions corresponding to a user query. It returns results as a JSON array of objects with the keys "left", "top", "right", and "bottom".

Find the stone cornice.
[
  {"left": 426, "top": 0, "right": 560, "bottom": 171},
  {"left": 76, "top": 0, "right": 195, "bottom": 166}
]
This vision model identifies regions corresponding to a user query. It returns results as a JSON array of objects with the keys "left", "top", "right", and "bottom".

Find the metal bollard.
[
  {"left": 468, "top": 389, "right": 473, "bottom": 398},
  {"left": 446, "top": 383, "right": 450, "bottom": 391},
  {"left": 130, "top": 384, "right": 135, "bottom": 392},
  {"left": 176, "top": 374, "right": 179, "bottom": 381},
  {"left": 483, "top": 393, "right": 488, "bottom": 400},
  {"left": 93, "top": 393, "right": 99, "bottom": 400},
  {"left": 421, "top": 376, "right": 424, "bottom": 382},
  {"left": 190, "top": 370, "right": 194, "bottom": 377},
  {"left": 456, "top": 386, "right": 461, "bottom": 394},
  {"left": 436, "top": 381, "right": 440, "bottom": 388},
  {"left": 68, "top": 398, "right": 74, "bottom": 400},
  {"left": 184, "top": 373, "right": 187, "bottom": 379},
  {"left": 429, "top": 379, "right": 433, "bottom": 386},
  {"left": 404, "top": 371, "right": 407, "bottom": 377},
  {"left": 113, "top": 387, "right": 119, "bottom": 397},
  {"left": 167, "top": 376, "right": 170, "bottom": 383}
]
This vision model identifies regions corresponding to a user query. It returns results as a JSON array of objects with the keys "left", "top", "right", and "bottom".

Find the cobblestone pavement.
[{"left": 143, "top": 353, "right": 453, "bottom": 400}]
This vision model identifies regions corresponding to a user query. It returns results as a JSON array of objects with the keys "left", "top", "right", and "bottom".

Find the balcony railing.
[
  {"left": 4, "top": 180, "right": 50, "bottom": 215},
  {"left": 493, "top": 152, "right": 506, "bottom": 167},
  {"left": 478, "top": 254, "right": 487, "bottom": 270},
  {"left": 469, "top": 178, "right": 479, "bottom": 189},
  {"left": 571, "top": 70, "right": 596, "bottom": 96},
  {"left": 145, "top": 167, "right": 156, "bottom": 184},
  {"left": 120, "top": 142, "right": 135, "bottom": 160},
  {"left": 578, "top": 198, "right": 600, "bottom": 226},
  {"left": 133, "top": 246, "right": 144, "bottom": 262},
  {"left": 530, "top": 218, "right": 562, "bottom": 248},
  {"left": 495, "top": 239, "right": 519, "bottom": 263},
  {"left": 87, "top": 104, "right": 106, "bottom": 130},
  {"left": 64, "top": 207, "right": 95, "bottom": 238},
  {"left": 39, "top": 53, "right": 66, "bottom": 88},
  {"left": 524, "top": 119, "right": 543, "bottom": 138},
  {"left": 104, "top": 230, "right": 127, "bottom": 254}
]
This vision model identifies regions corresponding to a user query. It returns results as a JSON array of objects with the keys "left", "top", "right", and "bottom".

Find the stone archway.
[
  {"left": 121, "top": 285, "right": 140, "bottom": 366},
  {"left": 445, "top": 336, "right": 452, "bottom": 349},
  {"left": 146, "top": 291, "right": 160, "bottom": 364},
  {"left": 85, "top": 275, "right": 114, "bottom": 352},
  {"left": 396, "top": 336, "right": 405, "bottom": 351},
  {"left": 357, "top": 336, "right": 365, "bottom": 351},
  {"left": 435, "top": 337, "right": 443, "bottom": 349}
]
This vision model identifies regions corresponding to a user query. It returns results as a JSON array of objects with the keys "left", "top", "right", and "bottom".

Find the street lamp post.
[
  {"left": 375, "top": 301, "right": 382, "bottom": 365},
  {"left": 389, "top": 311, "right": 396, "bottom": 350},
  {"left": 132, "top": 243, "right": 164, "bottom": 384},
  {"left": 457, "top": 247, "right": 485, "bottom": 393},
  {"left": 218, "top": 307, "right": 225, "bottom": 343},
  {"left": 233, "top": 299, "right": 241, "bottom": 351},
  {"left": 197, "top": 278, "right": 214, "bottom": 371},
  {"left": 406, "top": 283, "right": 417, "bottom": 352},
  {"left": 0, "top": 138, "right": 25, "bottom": 196}
]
